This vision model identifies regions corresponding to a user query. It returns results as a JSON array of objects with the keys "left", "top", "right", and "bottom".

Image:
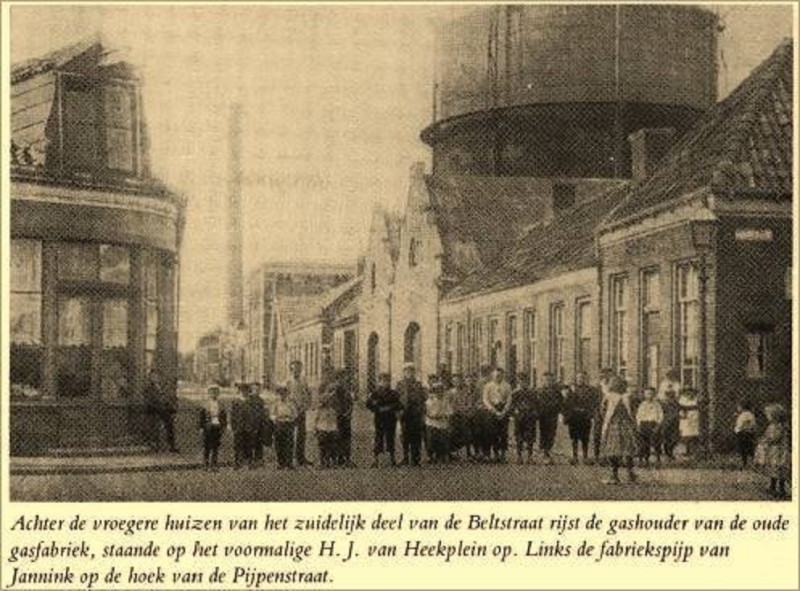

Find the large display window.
[{"left": 9, "top": 239, "right": 175, "bottom": 402}]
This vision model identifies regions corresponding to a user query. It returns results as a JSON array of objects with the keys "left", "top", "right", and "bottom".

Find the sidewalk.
[{"left": 9, "top": 451, "right": 214, "bottom": 476}]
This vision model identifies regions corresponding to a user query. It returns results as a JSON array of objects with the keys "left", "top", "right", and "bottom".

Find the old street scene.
[{"left": 8, "top": 5, "right": 794, "bottom": 501}]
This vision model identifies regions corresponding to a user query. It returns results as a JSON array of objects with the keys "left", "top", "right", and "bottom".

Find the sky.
[{"left": 10, "top": 3, "right": 794, "bottom": 352}]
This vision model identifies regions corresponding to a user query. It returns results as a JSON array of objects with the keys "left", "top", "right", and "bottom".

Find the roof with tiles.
[
  {"left": 426, "top": 175, "right": 551, "bottom": 279},
  {"left": 603, "top": 38, "right": 793, "bottom": 229},
  {"left": 444, "top": 182, "right": 629, "bottom": 300}
]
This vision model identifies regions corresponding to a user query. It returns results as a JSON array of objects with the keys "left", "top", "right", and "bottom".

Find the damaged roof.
[
  {"left": 604, "top": 38, "right": 793, "bottom": 229},
  {"left": 446, "top": 182, "right": 629, "bottom": 299}
]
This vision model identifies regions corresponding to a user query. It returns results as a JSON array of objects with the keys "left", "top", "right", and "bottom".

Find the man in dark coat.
[
  {"left": 366, "top": 372, "right": 403, "bottom": 466},
  {"left": 230, "top": 383, "right": 248, "bottom": 468},
  {"left": 333, "top": 370, "right": 356, "bottom": 467},
  {"left": 536, "top": 371, "right": 563, "bottom": 464},
  {"left": 242, "top": 385, "right": 266, "bottom": 468},
  {"left": 447, "top": 373, "right": 472, "bottom": 458},
  {"left": 511, "top": 373, "right": 538, "bottom": 464},
  {"left": 143, "top": 369, "right": 179, "bottom": 453},
  {"left": 564, "top": 371, "right": 601, "bottom": 464},
  {"left": 397, "top": 363, "right": 427, "bottom": 466}
]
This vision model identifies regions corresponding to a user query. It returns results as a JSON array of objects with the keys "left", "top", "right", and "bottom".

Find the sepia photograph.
[{"left": 6, "top": 2, "right": 794, "bottom": 502}]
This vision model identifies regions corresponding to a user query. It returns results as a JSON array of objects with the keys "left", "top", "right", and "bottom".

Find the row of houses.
[{"left": 274, "top": 39, "right": 792, "bottom": 449}]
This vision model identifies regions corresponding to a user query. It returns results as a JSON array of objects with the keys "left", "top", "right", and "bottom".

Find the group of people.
[
  {"left": 193, "top": 361, "right": 790, "bottom": 496},
  {"left": 198, "top": 360, "right": 355, "bottom": 471}
]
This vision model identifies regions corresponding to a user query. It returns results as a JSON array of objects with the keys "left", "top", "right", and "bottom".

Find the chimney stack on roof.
[{"left": 628, "top": 128, "right": 676, "bottom": 184}]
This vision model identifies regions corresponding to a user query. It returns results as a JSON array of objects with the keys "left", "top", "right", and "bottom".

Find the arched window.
[{"left": 370, "top": 262, "right": 376, "bottom": 292}]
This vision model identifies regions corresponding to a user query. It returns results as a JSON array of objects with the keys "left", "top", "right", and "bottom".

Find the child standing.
[
  {"left": 600, "top": 377, "right": 638, "bottom": 484},
  {"left": 635, "top": 387, "right": 663, "bottom": 467},
  {"left": 315, "top": 382, "right": 339, "bottom": 468},
  {"left": 199, "top": 385, "right": 227, "bottom": 471},
  {"left": 757, "top": 403, "right": 790, "bottom": 499},
  {"left": 733, "top": 401, "right": 757, "bottom": 469},
  {"left": 425, "top": 378, "right": 454, "bottom": 463},
  {"left": 270, "top": 385, "right": 298, "bottom": 470}
]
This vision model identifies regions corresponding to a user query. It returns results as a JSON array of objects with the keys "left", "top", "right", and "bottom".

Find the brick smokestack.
[{"left": 227, "top": 104, "right": 244, "bottom": 329}]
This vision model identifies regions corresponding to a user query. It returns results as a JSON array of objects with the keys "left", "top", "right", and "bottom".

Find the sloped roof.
[
  {"left": 286, "top": 276, "right": 362, "bottom": 329},
  {"left": 426, "top": 175, "right": 551, "bottom": 277},
  {"left": 604, "top": 38, "right": 793, "bottom": 228},
  {"left": 446, "top": 182, "right": 629, "bottom": 299},
  {"left": 12, "top": 35, "right": 136, "bottom": 85},
  {"left": 331, "top": 280, "right": 362, "bottom": 326}
]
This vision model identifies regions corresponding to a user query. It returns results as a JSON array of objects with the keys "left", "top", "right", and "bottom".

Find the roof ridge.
[{"left": 712, "top": 39, "right": 793, "bottom": 183}]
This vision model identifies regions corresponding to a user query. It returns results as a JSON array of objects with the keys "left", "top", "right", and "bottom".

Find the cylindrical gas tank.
[{"left": 424, "top": 5, "right": 719, "bottom": 178}]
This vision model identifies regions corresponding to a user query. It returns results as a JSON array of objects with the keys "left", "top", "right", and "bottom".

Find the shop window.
[
  {"left": 57, "top": 295, "right": 92, "bottom": 397},
  {"left": 676, "top": 263, "right": 699, "bottom": 388},
  {"left": 101, "top": 299, "right": 130, "bottom": 399},
  {"left": 610, "top": 275, "right": 628, "bottom": 379},
  {"left": 746, "top": 328, "right": 771, "bottom": 379},
  {"left": 10, "top": 240, "right": 43, "bottom": 398}
]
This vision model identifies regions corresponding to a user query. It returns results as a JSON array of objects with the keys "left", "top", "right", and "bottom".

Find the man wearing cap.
[
  {"left": 366, "top": 372, "right": 402, "bottom": 467},
  {"left": 288, "top": 360, "right": 313, "bottom": 466},
  {"left": 397, "top": 363, "right": 427, "bottom": 466}
]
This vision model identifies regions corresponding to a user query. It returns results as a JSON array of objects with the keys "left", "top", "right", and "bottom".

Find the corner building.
[{"left": 9, "top": 38, "right": 185, "bottom": 454}]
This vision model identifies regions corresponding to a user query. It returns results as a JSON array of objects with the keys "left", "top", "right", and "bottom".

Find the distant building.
[
  {"left": 9, "top": 37, "right": 186, "bottom": 454},
  {"left": 243, "top": 261, "right": 354, "bottom": 386},
  {"left": 276, "top": 277, "right": 362, "bottom": 392}
]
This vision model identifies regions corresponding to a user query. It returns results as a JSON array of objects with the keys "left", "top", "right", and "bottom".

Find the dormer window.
[{"left": 60, "top": 74, "right": 139, "bottom": 175}]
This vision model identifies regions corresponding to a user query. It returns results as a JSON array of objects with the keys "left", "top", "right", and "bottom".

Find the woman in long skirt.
[{"left": 600, "top": 377, "right": 638, "bottom": 484}]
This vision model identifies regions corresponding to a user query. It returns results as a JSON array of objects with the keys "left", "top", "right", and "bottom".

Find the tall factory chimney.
[{"left": 226, "top": 103, "right": 244, "bottom": 330}]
